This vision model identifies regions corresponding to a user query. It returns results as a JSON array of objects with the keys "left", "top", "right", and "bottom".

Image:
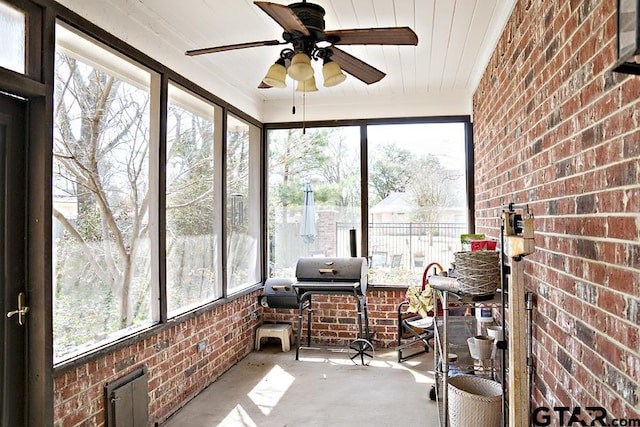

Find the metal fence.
[
  {"left": 338, "top": 222, "right": 467, "bottom": 284},
  {"left": 272, "top": 221, "right": 467, "bottom": 284}
]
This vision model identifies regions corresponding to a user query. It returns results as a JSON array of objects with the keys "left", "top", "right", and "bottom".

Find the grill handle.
[{"left": 318, "top": 268, "right": 337, "bottom": 274}]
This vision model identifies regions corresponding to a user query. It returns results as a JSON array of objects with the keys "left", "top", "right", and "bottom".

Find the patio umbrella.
[{"left": 299, "top": 183, "right": 317, "bottom": 244}]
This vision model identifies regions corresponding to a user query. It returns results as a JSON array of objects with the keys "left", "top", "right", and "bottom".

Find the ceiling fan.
[{"left": 185, "top": 1, "right": 418, "bottom": 90}]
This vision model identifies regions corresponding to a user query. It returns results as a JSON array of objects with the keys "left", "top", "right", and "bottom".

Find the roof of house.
[{"left": 370, "top": 192, "right": 415, "bottom": 214}]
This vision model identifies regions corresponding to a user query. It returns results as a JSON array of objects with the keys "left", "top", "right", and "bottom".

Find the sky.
[{"left": 367, "top": 122, "right": 467, "bottom": 170}]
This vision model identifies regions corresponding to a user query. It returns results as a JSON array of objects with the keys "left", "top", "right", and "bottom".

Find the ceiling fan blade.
[
  {"left": 186, "top": 40, "right": 280, "bottom": 56},
  {"left": 326, "top": 27, "right": 418, "bottom": 46},
  {"left": 328, "top": 47, "right": 385, "bottom": 85},
  {"left": 254, "top": 1, "right": 310, "bottom": 35}
]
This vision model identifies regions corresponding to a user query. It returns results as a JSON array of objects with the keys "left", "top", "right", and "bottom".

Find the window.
[
  {"left": 166, "top": 83, "right": 221, "bottom": 315},
  {"left": 51, "top": 23, "right": 267, "bottom": 362},
  {"left": 226, "top": 114, "right": 261, "bottom": 292},
  {"left": 0, "top": 0, "right": 25, "bottom": 73},
  {"left": 266, "top": 121, "right": 469, "bottom": 285},
  {"left": 267, "top": 126, "right": 361, "bottom": 277},
  {"left": 52, "top": 24, "right": 157, "bottom": 361},
  {"left": 367, "top": 123, "right": 468, "bottom": 285}
]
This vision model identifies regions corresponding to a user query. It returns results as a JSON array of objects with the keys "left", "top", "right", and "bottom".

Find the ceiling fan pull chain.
[{"left": 292, "top": 83, "right": 296, "bottom": 115}]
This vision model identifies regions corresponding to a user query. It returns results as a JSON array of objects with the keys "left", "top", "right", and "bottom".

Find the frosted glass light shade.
[
  {"left": 287, "top": 52, "right": 314, "bottom": 81},
  {"left": 322, "top": 60, "right": 346, "bottom": 87},
  {"left": 295, "top": 76, "right": 318, "bottom": 92},
  {"left": 262, "top": 61, "right": 287, "bottom": 88}
]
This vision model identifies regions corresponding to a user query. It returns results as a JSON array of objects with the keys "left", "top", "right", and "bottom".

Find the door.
[{"left": 0, "top": 93, "right": 28, "bottom": 426}]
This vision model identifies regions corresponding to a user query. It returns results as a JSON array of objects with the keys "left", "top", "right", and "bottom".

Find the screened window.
[
  {"left": 226, "top": 114, "right": 261, "bottom": 292},
  {"left": 266, "top": 122, "right": 468, "bottom": 285},
  {"left": 267, "top": 127, "right": 361, "bottom": 277},
  {"left": 166, "top": 83, "right": 221, "bottom": 315},
  {"left": 52, "top": 24, "right": 157, "bottom": 361},
  {"left": 0, "top": 1, "right": 25, "bottom": 73},
  {"left": 367, "top": 123, "right": 468, "bottom": 285}
]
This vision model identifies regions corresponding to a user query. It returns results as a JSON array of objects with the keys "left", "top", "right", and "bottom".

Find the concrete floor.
[{"left": 161, "top": 342, "right": 440, "bottom": 427}]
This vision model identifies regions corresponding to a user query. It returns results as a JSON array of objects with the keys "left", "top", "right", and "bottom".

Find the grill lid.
[
  {"left": 295, "top": 257, "right": 368, "bottom": 293},
  {"left": 263, "top": 277, "right": 298, "bottom": 309}
]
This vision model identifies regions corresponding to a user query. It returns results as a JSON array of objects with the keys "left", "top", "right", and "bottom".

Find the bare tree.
[
  {"left": 54, "top": 53, "right": 218, "bottom": 343},
  {"left": 407, "top": 154, "right": 462, "bottom": 223},
  {"left": 54, "top": 54, "right": 150, "bottom": 328}
]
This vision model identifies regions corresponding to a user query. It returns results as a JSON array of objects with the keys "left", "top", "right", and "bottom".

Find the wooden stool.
[{"left": 255, "top": 323, "right": 293, "bottom": 352}]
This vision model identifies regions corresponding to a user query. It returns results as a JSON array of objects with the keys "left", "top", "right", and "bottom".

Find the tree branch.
[{"left": 53, "top": 208, "right": 113, "bottom": 287}]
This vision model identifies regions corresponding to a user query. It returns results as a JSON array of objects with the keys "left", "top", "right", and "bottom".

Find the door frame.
[
  {"left": 1, "top": 1, "right": 54, "bottom": 425},
  {"left": 0, "top": 90, "right": 54, "bottom": 427},
  {"left": 25, "top": 92, "right": 54, "bottom": 427},
  {"left": 4, "top": 0, "right": 73, "bottom": 424},
  {"left": 0, "top": 88, "right": 53, "bottom": 426}
]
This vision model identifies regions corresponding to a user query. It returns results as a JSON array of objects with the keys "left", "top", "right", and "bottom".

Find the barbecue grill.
[
  {"left": 263, "top": 277, "right": 298, "bottom": 309},
  {"left": 293, "top": 257, "right": 373, "bottom": 364}
]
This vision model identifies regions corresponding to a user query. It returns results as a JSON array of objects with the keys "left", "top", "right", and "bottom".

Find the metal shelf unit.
[
  {"left": 429, "top": 202, "right": 536, "bottom": 427},
  {"left": 430, "top": 289, "right": 506, "bottom": 427}
]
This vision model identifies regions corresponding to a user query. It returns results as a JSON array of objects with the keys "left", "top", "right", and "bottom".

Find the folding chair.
[{"left": 397, "top": 262, "right": 443, "bottom": 362}]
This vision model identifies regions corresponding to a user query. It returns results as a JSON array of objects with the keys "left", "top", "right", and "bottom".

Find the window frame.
[
  {"left": 164, "top": 81, "right": 224, "bottom": 318},
  {"left": 50, "top": 14, "right": 265, "bottom": 370},
  {"left": 264, "top": 116, "right": 475, "bottom": 288},
  {"left": 52, "top": 22, "right": 160, "bottom": 363},
  {"left": 0, "top": 0, "right": 42, "bottom": 78},
  {"left": 265, "top": 124, "right": 363, "bottom": 275},
  {"left": 224, "top": 113, "right": 263, "bottom": 295}
]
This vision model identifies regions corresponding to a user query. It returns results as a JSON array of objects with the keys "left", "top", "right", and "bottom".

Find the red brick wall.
[
  {"left": 317, "top": 210, "right": 338, "bottom": 256},
  {"left": 263, "top": 288, "right": 406, "bottom": 348},
  {"left": 53, "top": 292, "right": 261, "bottom": 426},
  {"left": 473, "top": 0, "right": 639, "bottom": 421},
  {"left": 53, "top": 288, "right": 407, "bottom": 426}
]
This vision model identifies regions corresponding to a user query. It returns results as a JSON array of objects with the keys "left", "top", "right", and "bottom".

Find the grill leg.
[
  {"left": 296, "top": 295, "right": 312, "bottom": 360},
  {"left": 362, "top": 296, "right": 370, "bottom": 341},
  {"left": 306, "top": 303, "right": 312, "bottom": 347},
  {"left": 356, "top": 298, "right": 364, "bottom": 340},
  {"left": 354, "top": 293, "right": 370, "bottom": 341},
  {"left": 349, "top": 293, "right": 374, "bottom": 365},
  {"left": 296, "top": 299, "right": 304, "bottom": 360}
]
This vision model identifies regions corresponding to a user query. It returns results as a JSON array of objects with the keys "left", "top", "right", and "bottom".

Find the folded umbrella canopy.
[{"left": 299, "top": 183, "right": 317, "bottom": 244}]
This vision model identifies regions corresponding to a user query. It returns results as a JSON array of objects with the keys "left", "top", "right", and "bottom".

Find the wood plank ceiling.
[{"left": 57, "top": 0, "right": 516, "bottom": 122}]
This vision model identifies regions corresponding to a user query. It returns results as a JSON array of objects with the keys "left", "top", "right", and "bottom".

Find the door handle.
[{"left": 7, "top": 292, "right": 29, "bottom": 325}]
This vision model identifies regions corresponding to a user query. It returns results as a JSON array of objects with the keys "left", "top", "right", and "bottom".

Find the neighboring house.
[
  {"left": 369, "top": 192, "right": 414, "bottom": 223},
  {"left": 370, "top": 191, "right": 466, "bottom": 224}
]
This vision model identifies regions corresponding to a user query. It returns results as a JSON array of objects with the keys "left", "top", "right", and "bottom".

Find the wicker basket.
[
  {"left": 454, "top": 251, "right": 500, "bottom": 296},
  {"left": 448, "top": 375, "right": 502, "bottom": 427}
]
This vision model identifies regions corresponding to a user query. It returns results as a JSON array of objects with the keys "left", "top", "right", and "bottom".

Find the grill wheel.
[{"left": 348, "top": 338, "right": 374, "bottom": 365}]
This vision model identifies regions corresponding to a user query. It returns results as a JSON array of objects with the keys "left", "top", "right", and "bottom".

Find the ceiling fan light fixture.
[
  {"left": 288, "top": 52, "right": 314, "bottom": 81},
  {"left": 262, "top": 58, "right": 287, "bottom": 88},
  {"left": 322, "top": 59, "right": 346, "bottom": 87},
  {"left": 296, "top": 75, "right": 319, "bottom": 92}
]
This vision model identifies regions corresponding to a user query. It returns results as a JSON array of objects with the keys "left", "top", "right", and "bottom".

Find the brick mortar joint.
[
  {"left": 534, "top": 336, "right": 639, "bottom": 415},
  {"left": 537, "top": 291, "right": 638, "bottom": 347}
]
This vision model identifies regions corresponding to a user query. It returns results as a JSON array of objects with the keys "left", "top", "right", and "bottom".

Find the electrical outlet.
[
  {"left": 249, "top": 311, "right": 258, "bottom": 320},
  {"left": 196, "top": 340, "right": 206, "bottom": 352}
]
